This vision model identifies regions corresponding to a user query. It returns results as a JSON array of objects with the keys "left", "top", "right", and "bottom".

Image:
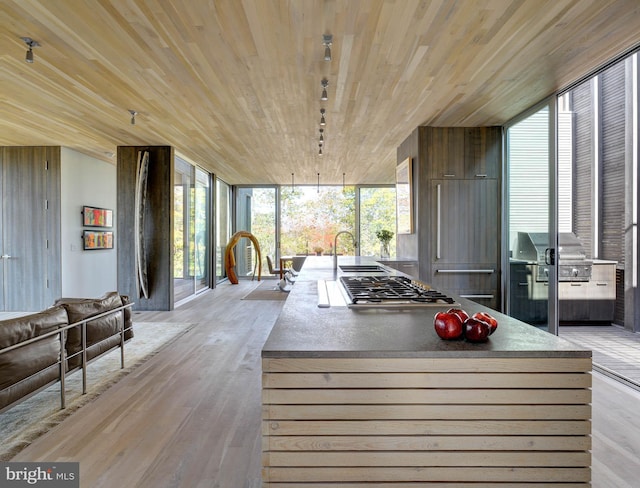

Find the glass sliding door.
[
  {"left": 505, "top": 100, "right": 559, "bottom": 333},
  {"left": 216, "top": 179, "right": 232, "bottom": 283},
  {"left": 174, "top": 159, "right": 212, "bottom": 304},
  {"left": 174, "top": 158, "right": 195, "bottom": 303},
  {"left": 194, "top": 168, "right": 210, "bottom": 293},
  {"left": 235, "top": 187, "right": 277, "bottom": 278}
]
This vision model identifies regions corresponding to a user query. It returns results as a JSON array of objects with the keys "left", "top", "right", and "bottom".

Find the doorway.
[
  {"left": 1, "top": 147, "right": 61, "bottom": 311},
  {"left": 234, "top": 187, "right": 277, "bottom": 278},
  {"left": 174, "top": 158, "right": 211, "bottom": 304},
  {"left": 505, "top": 101, "right": 559, "bottom": 334}
]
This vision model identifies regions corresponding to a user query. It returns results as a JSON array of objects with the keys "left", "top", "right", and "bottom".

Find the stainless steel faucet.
[{"left": 333, "top": 231, "right": 356, "bottom": 270}]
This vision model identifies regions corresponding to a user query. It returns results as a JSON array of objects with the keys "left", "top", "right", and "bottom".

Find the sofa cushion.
[
  {"left": 0, "top": 306, "right": 68, "bottom": 391},
  {"left": 55, "top": 292, "right": 125, "bottom": 367}
]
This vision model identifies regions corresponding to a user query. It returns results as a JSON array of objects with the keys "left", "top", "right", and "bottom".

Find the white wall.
[{"left": 61, "top": 147, "right": 118, "bottom": 297}]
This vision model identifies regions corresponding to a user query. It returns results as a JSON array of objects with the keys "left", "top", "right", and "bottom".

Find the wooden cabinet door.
[
  {"left": 428, "top": 127, "right": 465, "bottom": 179},
  {"left": 430, "top": 179, "right": 499, "bottom": 265},
  {"left": 464, "top": 127, "right": 500, "bottom": 179}
]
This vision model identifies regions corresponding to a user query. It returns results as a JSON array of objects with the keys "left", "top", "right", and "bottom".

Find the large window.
[
  {"left": 216, "top": 178, "right": 232, "bottom": 283},
  {"left": 557, "top": 52, "right": 637, "bottom": 328},
  {"left": 280, "top": 186, "right": 356, "bottom": 256},
  {"left": 235, "top": 187, "right": 277, "bottom": 276},
  {"left": 194, "top": 168, "right": 210, "bottom": 293},
  {"left": 174, "top": 159, "right": 211, "bottom": 304},
  {"left": 506, "top": 103, "right": 556, "bottom": 333},
  {"left": 230, "top": 184, "right": 397, "bottom": 274},
  {"left": 359, "top": 186, "right": 396, "bottom": 257}
]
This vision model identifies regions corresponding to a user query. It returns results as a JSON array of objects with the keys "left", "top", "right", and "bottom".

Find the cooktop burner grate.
[{"left": 339, "top": 275, "right": 457, "bottom": 307}]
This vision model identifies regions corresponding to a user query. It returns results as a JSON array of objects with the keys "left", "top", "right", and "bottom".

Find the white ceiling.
[{"left": 1, "top": 0, "right": 639, "bottom": 185}]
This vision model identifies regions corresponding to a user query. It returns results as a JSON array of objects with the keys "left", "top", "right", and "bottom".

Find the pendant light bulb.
[
  {"left": 21, "top": 37, "right": 40, "bottom": 64},
  {"left": 128, "top": 109, "right": 138, "bottom": 125},
  {"left": 320, "top": 79, "right": 329, "bottom": 101},
  {"left": 323, "top": 34, "right": 333, "bottom": 61},
  {"left": 320, "top": 108, "right": 326, "bottom": 126}
]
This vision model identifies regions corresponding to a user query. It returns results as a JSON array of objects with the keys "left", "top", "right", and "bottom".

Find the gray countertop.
[{"left": 261, "top": 256, "right": 591, "bottom": 359}]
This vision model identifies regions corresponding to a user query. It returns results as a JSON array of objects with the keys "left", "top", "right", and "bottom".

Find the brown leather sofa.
[
  {"left": 55, "top": 292, "right": 133, "bottom": 369},
  {"left": 0, "top": 291, "right": 133, "bottom": 412}
]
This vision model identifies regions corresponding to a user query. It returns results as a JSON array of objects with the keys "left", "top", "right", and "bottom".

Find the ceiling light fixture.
[
  {"left": 21, "top": 37, "right": 40, "bottom": 63},
  {"left": 318, "top": 145, "right": 323, "bottom": 156},
  {"left": 291, "top": 172, "right": 295, "bottom": 190},
  {"left": 317, "top": 172, "right": 320, "bottom": 192},
  {"left": 128, "top": 109, "right": 138, "bottom": 125},
  {"left": 320, "top": 79, "right": 329, "bottom": 101},
  {"left": 320, "top": 108, "right": 326, "bottom": 126},
  {"left": 319, "top": 128, "right": 324, "bottom": 143},
  {"left": 323, "top": 34, "right": 333, "bottom": 61}
]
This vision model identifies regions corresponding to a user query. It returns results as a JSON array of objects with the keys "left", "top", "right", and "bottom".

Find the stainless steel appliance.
[
  {"left": 339, "top": 275, "right": 459, "bottom": 309},
  {"left": 511, "top": 232, "right": 615, "bottom": 323},
  {"left": 513, "top": 232, "right": 592, "bottom": 282}
]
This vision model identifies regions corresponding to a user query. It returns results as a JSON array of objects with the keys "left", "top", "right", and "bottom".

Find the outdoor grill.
[
  {"left": 511, "top": 232, "right": 617, "bottom": 324},
  {"left": 513, "top": 232, "right": 592, "bottom": 282}
]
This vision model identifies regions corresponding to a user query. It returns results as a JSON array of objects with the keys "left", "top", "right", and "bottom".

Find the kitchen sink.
[{"left": 339, "top": 264, "right": 387, "bottom": 273}]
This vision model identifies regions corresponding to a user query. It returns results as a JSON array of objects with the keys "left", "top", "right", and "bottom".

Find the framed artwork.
[
  {"left": 83, "top": 205, "right": 113, "bottom": 228},
  {"left": 396, "top": 157, "right": 413, "bottom": 234},
  {"left": 83, "top": 230, "right": 114, "bottom": 250}
]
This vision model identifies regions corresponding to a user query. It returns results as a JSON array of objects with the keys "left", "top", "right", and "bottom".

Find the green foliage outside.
[
  {"left": 280, "top": 186, "right": 357, "bottom": 256},
  {"left": 359, "top": 187, "right": 396, "bottom": 257},
  {"left": 241, "top": 185, "right": 396, "bottom": 262}
]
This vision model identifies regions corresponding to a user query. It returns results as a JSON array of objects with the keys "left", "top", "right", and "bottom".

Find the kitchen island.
[{"left": 262, "top": 257, "right": 592, "bottom": 486}]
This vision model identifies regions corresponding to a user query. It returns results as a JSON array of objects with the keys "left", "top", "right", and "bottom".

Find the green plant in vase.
[{"left": 375, "top": 229, "right": 394, "bottom": 258}]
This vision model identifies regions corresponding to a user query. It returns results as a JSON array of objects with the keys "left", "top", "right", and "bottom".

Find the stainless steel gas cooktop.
[{"left": 339, "top": 275, "right": 459, "bottom": 309}]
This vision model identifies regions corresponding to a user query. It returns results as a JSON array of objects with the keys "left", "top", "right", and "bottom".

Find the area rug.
[
  {"left": 242, "top": 280, "right": 289, "bottom": 300},
  {"left": 0, "top": 321, "right": 195, "bottom": 461}
]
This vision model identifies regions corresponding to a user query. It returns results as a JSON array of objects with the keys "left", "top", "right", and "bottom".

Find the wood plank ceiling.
[{"left": 1, "top": 0, "right": 639, "bottom": 185}]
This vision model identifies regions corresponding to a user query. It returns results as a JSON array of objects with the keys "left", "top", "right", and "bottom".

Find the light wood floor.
[{"left": 10, "top": 281, "right": 640, "bottom": 487}]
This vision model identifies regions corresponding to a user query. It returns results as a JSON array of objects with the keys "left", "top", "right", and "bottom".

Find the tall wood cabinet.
[{"left": 398, "top": 127, "right": 502, "bottom": 310}]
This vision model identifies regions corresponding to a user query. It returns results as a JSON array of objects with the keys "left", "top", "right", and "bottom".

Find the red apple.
[
  {"left": 472, "top": 311, "right": 498, "bottom": 335},
  {"left": 434, "top": 311, "right": 464, "bottom": 340},
  {"left": 464, "top": 317, "right": 491, "bottom": 342},
  {"left": 447, "top": 307, "right": 469, "bottom": 324}
]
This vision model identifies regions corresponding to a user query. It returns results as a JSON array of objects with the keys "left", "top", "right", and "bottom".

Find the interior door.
[
  {"left": 505, "top": 101, "right": 559, "bottom": 334},
  {"left": 1, "top": 147, "right": 60, "bottom": 311}
]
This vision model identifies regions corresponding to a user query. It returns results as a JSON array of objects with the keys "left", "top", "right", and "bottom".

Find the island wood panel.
[{"left": 262, "top": 356, "right": 592, "bottom": 486}]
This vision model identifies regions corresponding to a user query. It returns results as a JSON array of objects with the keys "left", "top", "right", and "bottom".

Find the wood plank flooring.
[{"left": 8, "top": 281, "right": 640, "bottom": 487}]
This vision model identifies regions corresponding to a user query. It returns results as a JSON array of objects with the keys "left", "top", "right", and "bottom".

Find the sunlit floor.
[{"left": 560, "top": 323, "right": 640, "bottom": 390}]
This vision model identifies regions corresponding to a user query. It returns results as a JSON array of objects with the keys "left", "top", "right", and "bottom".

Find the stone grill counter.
[{"left": 261, "top": 257, "right": 592, "bottom": 486}]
